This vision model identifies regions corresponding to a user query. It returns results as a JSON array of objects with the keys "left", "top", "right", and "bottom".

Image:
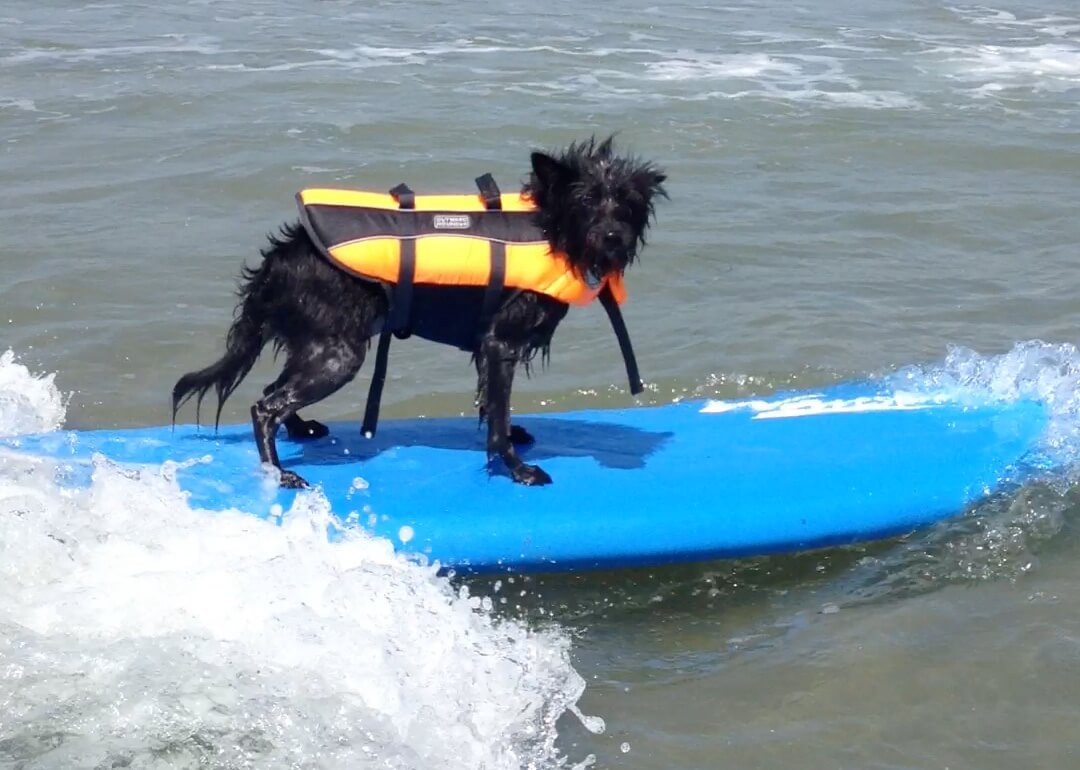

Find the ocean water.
[{"left": 3, "top": 0, "right": 1080, "bottom": 767}]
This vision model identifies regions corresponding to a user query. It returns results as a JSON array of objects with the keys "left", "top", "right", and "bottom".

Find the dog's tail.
[{"left": 172, "top": 263, "right": 269, "bottom": 428}]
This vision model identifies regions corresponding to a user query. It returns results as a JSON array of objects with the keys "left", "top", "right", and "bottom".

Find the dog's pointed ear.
[
  {"left": 633, "top": 166, "right": 668, "bottom": 201},
  {"left": 530, "top": 151, "right": 573, "bottom": 194}
]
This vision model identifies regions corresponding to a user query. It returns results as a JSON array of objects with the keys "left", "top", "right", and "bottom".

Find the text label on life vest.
[{"left": 433, "top": 214, "right": 472, "bottom": 230}]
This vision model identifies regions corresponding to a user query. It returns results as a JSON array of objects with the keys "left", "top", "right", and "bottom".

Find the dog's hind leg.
[
  {"left": 252, "top": 338, "right": 365, "bottom": 488},
  {"left": 261, "top": 374, "right": 330, "bottom": 440},
  {"left": 479, "top": 336, "right": 551, "bottom": 486}
]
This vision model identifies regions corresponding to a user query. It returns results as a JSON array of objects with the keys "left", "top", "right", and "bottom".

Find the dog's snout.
[{"left": 603, "top": 230, "right": 622, "bottom": 248}]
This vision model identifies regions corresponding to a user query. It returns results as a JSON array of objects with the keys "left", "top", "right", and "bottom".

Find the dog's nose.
[{"left": 603, "top": 231, "right": 622, "bottom": 249}]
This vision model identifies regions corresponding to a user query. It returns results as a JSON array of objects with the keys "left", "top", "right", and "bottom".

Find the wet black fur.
[{"left": 172, "top": 136, "right": 666, "bottom": 488}]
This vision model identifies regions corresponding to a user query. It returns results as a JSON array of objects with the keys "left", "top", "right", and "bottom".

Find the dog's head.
[{"left": 525, "top": 136, "right": 667, "bottom": 284}]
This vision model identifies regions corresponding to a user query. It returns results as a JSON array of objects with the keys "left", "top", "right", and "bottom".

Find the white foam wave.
[
  {"left": 0, "top": 352, "right": 593, "bottom": 769},
  {"left": 0, "top": 97, "right": 37, "bottom": 113},
  {"left": 644, "top": 52, "right": 920, "bottom": 109},
  {"left": 0, "top": 351, "right": 66, "bottom": 438},
  {"left": 951, "top": 6, "right": 1080, "bottom": 38},
  {"left": 933, "top": 42, "right": 1080, "bottom": 88},
  {"left": 931, "top": 7, "right": 1080, "bottom": 91},
  {"left": 0, "top": 38, "right": 222, "bottom": 66},
  {"left": 202, "top": 42, "right": 666, "bottom": 73},
  {"left": 312, "top": 42, "right": 663, "bottom": 61},
  {"left": 646, "top": 51, "right": 810, "bottom": 82}
]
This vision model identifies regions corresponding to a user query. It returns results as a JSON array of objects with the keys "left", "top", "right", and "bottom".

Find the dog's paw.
[
  {"left": 284, "top": 416, "right": 330, "bottom": 441},
  {"left": 512, "top": 463, "right": 552, "bottom": 486},
  {"left": 278, "top": 469, "right": 310, "bottom": 489},
  {"left": 508, "top": 424, "right": 535, "bottom": 446}
]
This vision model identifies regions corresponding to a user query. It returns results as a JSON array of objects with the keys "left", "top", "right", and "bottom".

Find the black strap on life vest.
[
  {"left": 598, "top": 283, "right": 644, "bottom": 395},
  {"left": 361, "top": 326, "right": 393, "bottom": 438},
  {"left": 362, "top": 182, "right": 417, "bottom": 437},
  {"left": 387, "top": 183, "right": 417, "bottom": 335},
  {"left": 475, "top": 174, "right": 507, "bottom": 341}
]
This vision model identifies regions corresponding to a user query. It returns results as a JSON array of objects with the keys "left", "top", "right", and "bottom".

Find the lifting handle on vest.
[
  {"left": 389, "top": 182, "right": 415, "bottom": 210},
  {"left": 474, "top": 173, "right": 502, "bottom": 211}
]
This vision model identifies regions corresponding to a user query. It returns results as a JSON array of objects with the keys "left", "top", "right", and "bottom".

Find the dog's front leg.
[
  {"left": 474, "top": 353, "right": 534, "bottom": 446},
  {"left": 480, "top": 336, "right": 551, "bottom": 485}
]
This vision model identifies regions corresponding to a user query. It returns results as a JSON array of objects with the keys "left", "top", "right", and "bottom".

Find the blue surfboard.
[{"left": 2, "top": 383, "right": 1048, "bottom": 574}]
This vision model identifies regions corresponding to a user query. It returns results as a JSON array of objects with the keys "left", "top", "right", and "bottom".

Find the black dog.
[{"left": 172, "top": 136, "right": 666, "bottom": 488}]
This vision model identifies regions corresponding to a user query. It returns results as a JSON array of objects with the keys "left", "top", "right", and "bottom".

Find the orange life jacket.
[
  {"left": 296, "top": 174, "right": 641, "bottom": 437},
  {"left": 297, "top": 187, "right": 626, "bottom": 306}
]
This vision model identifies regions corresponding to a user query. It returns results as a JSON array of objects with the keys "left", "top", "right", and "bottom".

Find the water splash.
[
  {"left": 0, "top": 350, "right": 591, "bottom": 770},
  {"left": 800, "top": 341, "right": 1080, "bottom": 609},
  {"left": 0, "top": 350, "right": 67, "bottom": 438},
  {"left": 885, "top": 340, "right": 1080, "bottom": 468}
]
